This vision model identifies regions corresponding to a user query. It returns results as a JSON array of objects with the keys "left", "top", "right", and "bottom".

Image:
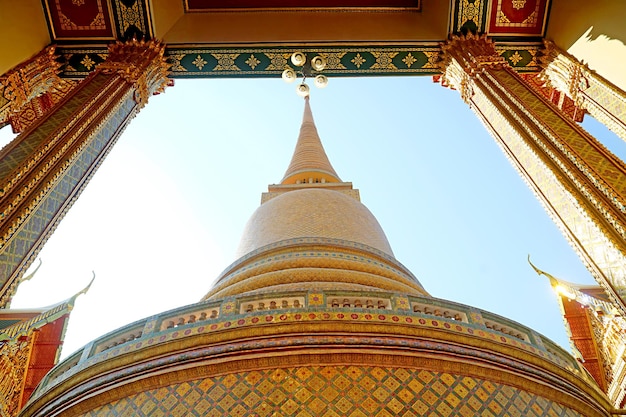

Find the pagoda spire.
[{"left": 281, "top": 97, "right": 341, "bottom": 184}]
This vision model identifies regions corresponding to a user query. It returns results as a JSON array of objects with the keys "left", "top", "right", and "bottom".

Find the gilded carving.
[
  {"left": 169, "top": 54, "right": 186, "bottom": 72},
  {"left": 457, "top": 0, "right": 485, "bottom": 31},
  {"left": 112, "top": 0, "right": 147, "bottom": 37},
  {"left": 0, "top": 46, "right": 65, "bottom": 128},
  {"left": 439, "top": 34, "right": 508, "bottom": 104},
  {"left": 0, "top": 40, "right": 170, "bottom": 296},
  {"left": 541, "top": 40, "right": 626, "bottom": 143},
  {"left": 421, "top": 51, "right": 440, "bottom": 69},
  {"left": 440, "top": 34, "right": 508, "bottom": 78},
  {"left": 98, "top": 39, "right": 170, "bottom": 108},
  {"left": 0, "top": 339, "right": 33, "bottom": 417},
  {"left": 439, "top": 34, "right": 626, "bottom": 311}
]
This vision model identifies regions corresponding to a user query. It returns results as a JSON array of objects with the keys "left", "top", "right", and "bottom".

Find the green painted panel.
[
  {"left": 58, "top": 43, "right": 542, "bottom": 79},
  {"left": 451, "top": 0, "right": 489, "bottom": 34}
]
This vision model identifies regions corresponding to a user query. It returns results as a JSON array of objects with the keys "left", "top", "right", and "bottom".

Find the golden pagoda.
[{"left": 17, "top": 97, "right": 615, "bottom": 417}]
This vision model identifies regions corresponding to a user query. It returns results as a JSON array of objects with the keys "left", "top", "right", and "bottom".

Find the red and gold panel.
[
  {"left": 558, "top": 294, "right": 606, "bottom": 391},
  {"left": 185, "top": 0, "right": 420, "bottom": 10},
  {"left": 487, "top": 0, "right": 549, "bottom": 36},
  {"left": 20, "top": 316, "right": 69, "bottom": 407},
  {"left": 44, "top": 0, "right": 114, "bottom": 39},
  {"left": 520, "top": 73, "right": 585, "bottom": 123}
]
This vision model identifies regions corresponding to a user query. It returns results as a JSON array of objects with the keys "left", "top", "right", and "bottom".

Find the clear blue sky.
[{"left": 5, "top": 76, "right": 622, "bottom": 357}]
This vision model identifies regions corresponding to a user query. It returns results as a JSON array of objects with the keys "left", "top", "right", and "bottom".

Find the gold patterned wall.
[{"left": 77, "top": 365, "right": 583, "bottom": 417}]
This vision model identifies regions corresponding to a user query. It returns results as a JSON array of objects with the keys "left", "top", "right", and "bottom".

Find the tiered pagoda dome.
[{"left": 19, "top": 98, "right": 612, "bottom": 417}]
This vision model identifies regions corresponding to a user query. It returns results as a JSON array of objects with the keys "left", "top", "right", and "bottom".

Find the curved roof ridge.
[{"left": 281, "top": 97, "right": 341, "bottom": 184}]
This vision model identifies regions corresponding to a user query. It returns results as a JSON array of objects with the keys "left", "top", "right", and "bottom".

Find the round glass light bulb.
[
  {"left": 291, "top": 52, "right": 306, "bottom": 67},
  {"left": 296, "top": 83, "right": 310, "bottom": 97},
  {"left": 311, "top": 55, "right": 326, "bottom": 71},
  {"left": 282, "top": 69, "right": 297, "bottom": 83},
  {"left": 314, "top": 74, "right": 328, "bottom": 88}
]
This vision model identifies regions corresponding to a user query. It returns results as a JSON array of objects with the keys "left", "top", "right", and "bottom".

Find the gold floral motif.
[
  {"left": 245, "top": 55, "right": 261, "bottom": 70},
  {"left": 497, "top": 10, "right": 511, "bottom": 23},
  {"left": 351, "top": 53, "right": 366, "bottom": 69},
  {"left": 402, "top": 53, "right": 417, "bottom": 68},
  {"left": 113, "top": 0, "right": 145, "bottom": 35},
  {"left": 58, "top": 12, "right": 78, "bottom": 30},
  {"left": 522, "top": 11, "right": 537, "bottom": 25},
  {"left": 192, "top": 55, "right": 208, "bottom": 70},
  {"left": 72, "top": 0, "right": 85, "bottom": 5},
  {"left": 422, "top": 51, "right": 439, "bottom": 69},
  {"left": 471, "top": 66, "right": 626, "bottom": 310},
  {"left": 371, "top": 52, "right": 398, "bottom": 70},
  {"left": 512, "top": 0, "right": 526, "bottom": 9},
  {"left": 90, "top": 12, "right": 105, "bottom": 27},
  {"left": 527, "top": 48, "right": 539, "bottom": 67},
  {"left": 0, "top": 339, "right": 33, "bottom": 417},
  {"left": 119, "top": 2, "right": 142, "bottom": 27},
  {"left": 169, "top": 54, "right": 186, "bottom": 72},
  {"left": 265, "top": 53, "right": 290, "bottom": 71},
  {"left": 212, "top": 54, "right": 240, "bottom": 71},
  {"left": 541, "top": 39, "right": 626, "bottom": 144},
  {"left": 81, "top": 55, "right": 96, "bottom": 70},
  {"left": 508, "top": 51, "right": 523, "bottom": 66},
  {"left": 308, "top": 293, "right": 324, "bottom": 306},
  {"left": 319, "top": 52, "right": 346, "bottom": 70},
  {"left": 457, "top": 0, "right": 484, "bottom": 30}
]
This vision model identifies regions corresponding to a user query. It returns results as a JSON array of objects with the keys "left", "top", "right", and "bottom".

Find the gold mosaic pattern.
[
  {"left": 78, "top": 365, "right": 582, "bottom": 417},
  {"left": 281, "top": 98, "right": 340, "bottom": 184},
  {"left": 236, "top": 189, "right": 394, "bottom": 258}
]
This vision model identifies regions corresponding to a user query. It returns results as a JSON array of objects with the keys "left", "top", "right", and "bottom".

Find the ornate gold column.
[
  {"left": 439, "top": 34, "right": 626, "bottom": 311},
  {"left": 0, "top": 39, "right": 170, "bottom": 307},
  {"left": 541, "top": 39, "right": 626, "bottom": 143}
]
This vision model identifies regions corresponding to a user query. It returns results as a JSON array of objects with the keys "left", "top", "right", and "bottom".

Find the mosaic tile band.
[{"left": 77, "top": 365, "right": 583, "bottom": 417}]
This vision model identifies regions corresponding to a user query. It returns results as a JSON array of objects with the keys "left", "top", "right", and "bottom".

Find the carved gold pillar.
[
  {"left": 0, "top": 46, "right": 75, "bottom": 133},
  {"left": 439, "top": 34, "right": 626, "bottom": 312},
  {"left": 541, "top": 39, "right": 626, "bottom": 142},
  {"left": 0, "top": 338, "right": 34, "bottom": 417},
  {"left": 0, "top": 39, "right": 170, "bottom": 307}
]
